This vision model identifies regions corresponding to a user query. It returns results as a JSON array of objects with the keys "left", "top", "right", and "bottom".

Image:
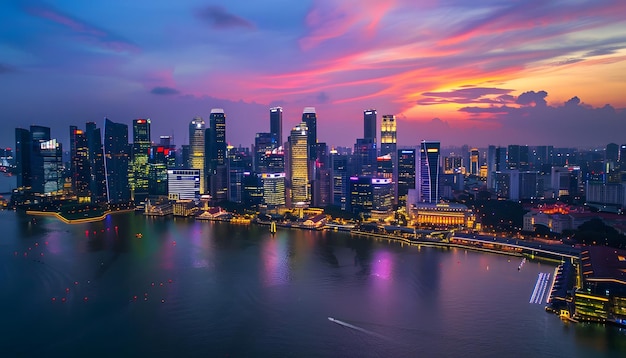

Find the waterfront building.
[
  {"left": 302, "top": 107, "right": 317, "bottom": 160},
  {"left": 575, "top": 246, "right": 626, "bottom": 326},
  {"left": 261, "top": 172, "right": 286, "bottom": 207},
  {"left": 409, "top": 202, "right": 475, "bottom": 229},
  {"left": 189, "top": 117, "right": 206, "bottom": 194},
  {"left": 167, "top": 169, "right": 200, "bottom": 201},
  {"left": 14, "top": 128, "right": 32, "bottom": 189},
  {"left": 380, "top": 115, "right": 396, "bottom": 156},
  {"left": 397, "top": 149, "right": 416, "bottom": 208},
  {"left": 372, "top": 178, "right": 393, "bottom": 213},
  {"left": 148, "top": 145, "right": 174, "bottom": 197},
  {"left": 243, "top": 172, "right": 264, "bottom": 208},
  {"left": 130, "top": 118, "right": 151, "bottom": 203},
  {"left": 208, "top": 109, "right": 228, "bottom": 202},
  {"left": 349, "top": 176, "right": 373, "bottom": 215},
  {"left": 330, "top": 150, "right": 349, "bottom": 210},
  {"left": 363, "top": 109, "right": 377, "bottom": 144},
  {"left": 289, "top": 123, "right": 309, "bottom": 204},
  {"left": 69, "top": 126, "right": 90, "bottom": 201},
  {"left": 227, "top": 146, "right": 253, "bottom": 204},
  {"left": 104, "top": 118, "right": 131, "bottom": 204},
  {"left": 85, "top": 122, "right": 107, "bottom": 203},
  {"left": 418, "top": 141, "right": 440, "bottom": 203},
  {"left": 270, "top": 107, "right": 283, "bottom": 145},
  {"left": 33, "top": 138, "right": 63, "bottom": 194}
]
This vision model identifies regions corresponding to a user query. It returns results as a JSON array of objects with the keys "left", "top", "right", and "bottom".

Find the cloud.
[
  {"left": 195, "top": 6, "right": 255, "bottom": 30},
  {"left": 150, "top": 86, "right": 180, "bottom": 95},
  {"left": 565, "top": 96, "right": 580, "bottom": 107},
  {"left": 23, "top": 3, "right": 139, "bottom": 53},
  {"left": 316, "top": 91, "right": 330, "bottom": 103},
  {"left": 585, "top": 47, "right": 622, "bottom": 57},
  {"left": 418, "top": 87, "right": 514, "bottom": 105},
  {"left": 553, "top": 58, "right": 584, "bottom": 66},
  {"left": 516, "top": 90, "right": 547, "bottom": 107}
]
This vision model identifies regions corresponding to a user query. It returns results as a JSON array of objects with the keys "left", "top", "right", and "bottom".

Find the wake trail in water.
[{"left": 328, "top": 317, "right": 390, "bottom": 341}]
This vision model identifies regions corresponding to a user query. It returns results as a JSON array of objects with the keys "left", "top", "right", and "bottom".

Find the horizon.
[{"left": 1, "top": 1, "right": 625, "bottom": 148}]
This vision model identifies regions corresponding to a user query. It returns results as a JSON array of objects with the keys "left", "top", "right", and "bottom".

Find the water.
[{"left": 1, "top": 211, "right": 625, "bottom": 357}]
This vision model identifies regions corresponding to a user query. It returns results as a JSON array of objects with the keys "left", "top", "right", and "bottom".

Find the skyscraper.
[
  {"left": 302, "top": 107, "right": 317, "bottom": 160},
  {"left": 104, "top": 118, "right": 130, "bottom": 204},
  {"left": 270, "top": 107, "right": 283, "bottom": 146},
  {"left": 14, "top": 128, "right": 32, "bottom": 189},
  {"left": 189, "top": 116, "right": 206, "bottom": 193},
  {"left": 363, "top": 109, "right": 377, "bottom": 143},
  {"left": 470, "top": 148, "right": 480, "bottom": 176},
  {"left": 69, "top": 126, "right": 90, "bottom": 200},
  {"left": 289, "top": 123, "right": 309, "bottom": 203},
  {"left": 86, "top": 122, "right": 107, "bottom": 203},
  {"left": 330, "top": 150, "right": 349, "bottom": 210},
  {"left": 419, "top": 141, "right": 440, "bottom": 203},
  {"left": 131, "top": 119, "right": 151, "bottom": 202},
  {"left": 208, "top": 108, "right": 227, "bottom": 202},
  {"left": 380, "top": 115, "right": 397, "bottom": 156},
  {"left": 397, "top": 149, "right": 416, "bottom": 207}
]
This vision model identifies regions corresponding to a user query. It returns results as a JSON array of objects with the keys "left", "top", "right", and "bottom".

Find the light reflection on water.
[{"left": 1, "top": 211, "right": 625, "bottom": 357}]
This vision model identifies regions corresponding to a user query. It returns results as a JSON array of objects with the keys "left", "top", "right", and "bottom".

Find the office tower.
[
  {"left": 495, "top": 146, "right": 507, "bottom": 171},
  {"left": 289, "top": 123, "right": 309, "bottom": 203},
  {"left": 349, "top": 176, "right": 373, "bottom": 215},
  {"left": 15, "top": 128, "right": 31, "bottom": 188},
  {"left": 372, "top": 178, "right": 393, "bottom": 213},
  {"left": 606, "top": 143, "right": 619, "bottom": 163},
  {"left": 302, "top": 107, "right": 317, "bottom": 160},
  {"left": 377, "top": 154, "right": 393, "bottom": 179},
  {"left": 330, "top": 151, "right": 349, "bottom": 210},
  {"left": 380, "top": 115, "right": 397, "bottom": 156},
  {"left": 227, "top": 146, "right": 252, "bottom": 203},
  {"left": 242, "top": 172, "right": 264, "bottom": 208},
  {"left": 364, "top": 109, "right": 377, "bottom": 143},
  {"left": 33, "top": 138, "right": 63, "bottom": 194},
  {"left": 130, "top": 118, "right": 151, "bottom": 202},
  {"left": 208, "top": 108, "right": 228, "bottom": 202},
  {"left": 254, "top": 132, "right": 277, "bottom": 173},
  {"left": 189, "top": 117, "right": 206, "bottom": 193},
  {"left": 353, "top": 138, "right": 377, "bottom": 176},
  {"left": 397, "top": 149, "right": 416, "bottom": 207},
  {"left": 167, "top": 169, "right": 200, "bottom": 201},
  {"left": 104, "top": 118, "right": 130, "bottom": 203},
  {"left": 311, "top": 142, "right": 330, "bottom": 207},
  {"left": 507, "top": 145, "right": 529, "bottom": 171},
  {"left": 487, "top": 145, "right": 496, "bottom": 189},
  {"left": 470, "top": 148, "right": 480, "bottom": 176},
  {"left": 69, "top": 126, "right": 90, "bottom": 200},
  {"left": 620, "top": 145, "right": 626, "bottom": 169},
  {"left": 159, "top": 136, "right": 176, "bottom": 169},
  {"left": 261, "top": 173, "right": 286, "bottom": 207},
  {"left": 148, "top": 145, "right": 171, "bottom": 196},
  {"left": 419, "top": 141, "right": 440, "bottom": 203},
  {"left": 270, "top": 107, "right": 283, "bottom": 145},
  {"left": 532, "top": 145, "right": 554, "bottom": 174},
  {"left": 86, "top": 122, "right": 107, "bottom": 203}
]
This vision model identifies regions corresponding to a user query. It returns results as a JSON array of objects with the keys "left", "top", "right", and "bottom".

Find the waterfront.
[{"left": 1, "top": 211, "right": 625, "bottom": 357}]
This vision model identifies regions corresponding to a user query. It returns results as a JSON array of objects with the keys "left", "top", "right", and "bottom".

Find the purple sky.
[{"left": 1, "top": 0, "right": 626, "bottom": 149}]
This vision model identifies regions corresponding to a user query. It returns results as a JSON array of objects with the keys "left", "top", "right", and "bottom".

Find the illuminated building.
[
  {"left": 85, "top": 122, "right": 107, "bottom": 203},
  {"left": 443, "top": 156, "right": 463, "bottom": 174},
  {"left": 410, "top": 202, "right": 475, "bottom": 229},
  {"left": 574, "top": 246, "right": 626, "bottom": 326},
  {"left": 372, "top": 178, "right": 393, "bottom": 213},
  {"left": 261, "top": 172, "right": 286, "bottom": 207},
  {"left": 302, "top": 107, "right": 317, "bottom": 160},
  {"left": 189, "top": 116, "right": 206, "bottom": 193},
  {"left": 270, "top": 107, "right": 283, "bottom": 145},
  {"left": 104, "top": 118, "right": 130, "bottom": 203},
  {"left": 254, "top": 132, "right": 277, "bottom": 173},
  {"left": 131, "top": 118, "right": 151, "bottom": 202},
  {"left": 419, "top": 141, "right": 440, "bottom": 203},
  {"left": 380, "top": 115, "right": 396, "bottom": 156},
  {"left": 349, "top": 176, "right": 392, "bottom": 215},
  {"left": 330, "top": 151, "right": 349, "bottom": 209},
  {"left": 363, "top": 109, "right": 377, "bottom": 143},
  {"left": 33, "top": 137, "right": 63, "bottom": 194},
  {"left": 289, "top": 123, "right": 309, "bottom": 204},
  {"left": 507, "top": 145, "right": 529, "bottom": 171},
  {"left": 208, "top": 109, "right": 228, "bottom": 202},
  {"left": 469, "top": 148, "right": 479, "bottom": 176},
  {"left": 397, "top": 149, "right": 416, "bottom": 208},
  {"left": 15, "top": 128, "right": 32, "bottom": 189},
  {"left": 551, "top": 166, "right": 580, "bottom": 198},
  {"left": 243, "top": 172, "right": 264, "bottom": 208},
  {"left": 149, "top": 145, "right": 174, "bottom": 196},
  {"left": 167, "top": 169, "right": 200, "bottom": 201},
  {"left": 227, "top": 145, "right": 252, "bottom": 203},
  {"left": 70, "top": 126, "right": 90, "bottom": 200},
  {"left": 353, "top": 138, "right": 376, "bottom": 176}
]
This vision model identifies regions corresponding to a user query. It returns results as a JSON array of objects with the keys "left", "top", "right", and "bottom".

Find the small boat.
[{"left": 135, "top": 233, "right": 143, "bottom": 239}]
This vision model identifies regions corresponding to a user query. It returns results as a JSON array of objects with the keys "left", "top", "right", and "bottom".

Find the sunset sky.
[{"left": 1, "top": 0, "right": 625, "bottom": 148}]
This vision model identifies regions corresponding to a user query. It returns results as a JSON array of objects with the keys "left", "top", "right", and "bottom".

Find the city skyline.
[{"left": 1, "top": 1, "right": 626, "bottom": 148}]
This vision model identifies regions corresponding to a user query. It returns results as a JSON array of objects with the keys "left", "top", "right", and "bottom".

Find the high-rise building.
[
  {"left": 470, "top": 148, "right": 480, "bottom": 176},
  {"left": 254, "top": 132, "right": 277, "bottom": 173},
  {"left": 104, "top": 118, "right": 130, "bottom": 203},
  {"left": 270, "top": 107, "right": 283, "bottom": 146},
  {"left": 397, "top": 149, "right": 416, "bottom": 208},
  {"left": 330, "top": 151, "right": 349, "bottom": 210},
  {"left": 620, "top": 145, "right": 626, "bottom": 169},
  {"left": 86, "top": 122, "right": 107, "bottom": 203},
  {"left": 289, "top": 123, "right": 309, "bottom": 203},
  {"left": 419, "top": 141, "right": 440, "bottom": 203},
  {"left": 70, "top": 126, "right": 90, "bottom": 200},
  {"left": 261, "top": 172, "right": 286, "bottom": 207},
  {"left": 507, "top": 145, "right": 529, "bottom": 171},
  {"left": 167, "top": 169, "right": 200, "bottom": 201},
  {"left": 353, "top": 138, "right": 377, "bottom": 176},
  {"left": 363, "top": 109, "right": 377, "bottom": 143},
  {"left": 189, "top": 117, "right": 206, "bottom": 193},
  {"left": 302, "top": 107, "right": 317, "bottom": 160},
  {"left": 208, "top": 108, "right": 227, "bottom": 202},
  {"left": 380, "top": 115, "right": 397, "bottom": 156},
  {"left": 131, "top": 119, "right": 151, "bottom": 202},
  {"left": 148, "top": 145, "right": 172, "bottom": 196},
  {"left": 15, "top": 128, "right": 32, "bottom": 189}
]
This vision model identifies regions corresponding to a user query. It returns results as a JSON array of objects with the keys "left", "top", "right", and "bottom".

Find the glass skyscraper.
[{"left": 419, "top": 141, "right": 440, "bottom": 203}]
